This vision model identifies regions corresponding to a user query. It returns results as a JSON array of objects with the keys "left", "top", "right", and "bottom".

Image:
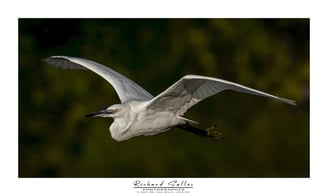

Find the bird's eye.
[{"left": 113, "top": 108, "right": 119, "bottom": 113}]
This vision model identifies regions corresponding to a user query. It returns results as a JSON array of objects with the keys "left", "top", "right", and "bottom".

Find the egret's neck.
[{"left": 109, "top": 118, "right": 132, "bottom": 141}]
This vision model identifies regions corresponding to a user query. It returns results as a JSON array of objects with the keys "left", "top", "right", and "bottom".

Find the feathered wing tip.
[
  {"left": 275, "top": 97, "right": 297, "bottom": 106},
  {"left": 43, "top": 56, "right": 88, "bottom": 70}
]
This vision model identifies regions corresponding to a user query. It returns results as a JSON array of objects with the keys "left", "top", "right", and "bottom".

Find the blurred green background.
[{"left": 19, "top": 19, "right": 309, "bottom": 177}]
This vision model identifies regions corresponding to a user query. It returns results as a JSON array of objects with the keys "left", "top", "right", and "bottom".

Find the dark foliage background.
[{"left": 19, "top": 19, "right": 309, "bottom": 177}]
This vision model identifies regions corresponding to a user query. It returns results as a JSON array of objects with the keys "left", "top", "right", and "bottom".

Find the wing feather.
[
  {"left": 147, "top": 74, "right": 296, "bottom": 115},
  {"left": 44, "top": 56, "right": 153, "bottom": 103}
]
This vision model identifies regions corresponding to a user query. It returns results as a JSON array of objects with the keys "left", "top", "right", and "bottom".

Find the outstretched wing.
[
  {"left": 147, "top": 75, "right": 296, "bottom": 115},
  {"left": 44, "top": 56, "right": 153, "bottom": 103}
]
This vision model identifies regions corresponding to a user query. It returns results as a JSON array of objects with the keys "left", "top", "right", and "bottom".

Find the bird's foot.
[
  {"left": 177, "top": 123, "right": 224, "bottom": 141},
  {"left": 205, "top": 125, "right": 224, "bottom": 140}
]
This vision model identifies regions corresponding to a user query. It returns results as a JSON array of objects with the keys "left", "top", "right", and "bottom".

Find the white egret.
[{"left": 45, "top": 56, "right": 296, "bottom": 141}]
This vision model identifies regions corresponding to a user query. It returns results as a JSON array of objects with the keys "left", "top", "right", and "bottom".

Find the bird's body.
[
  {"left": 105, "top": 96, "right": 222, "bottom": 141},
  {"left": 108, "top": 101, "right": 184, "bottom": 141},
  {"left": 45, "top": 56, "right": 296, "bottom": 141}
]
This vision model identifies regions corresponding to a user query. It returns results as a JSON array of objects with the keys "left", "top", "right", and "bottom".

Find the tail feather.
[{"left": 177, "top": 116, "right": 199, "bottom": 124}]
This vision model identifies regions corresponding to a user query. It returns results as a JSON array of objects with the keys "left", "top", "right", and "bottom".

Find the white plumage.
[{"left": 45, "top": 56, "right": 296, "bottom": 141}]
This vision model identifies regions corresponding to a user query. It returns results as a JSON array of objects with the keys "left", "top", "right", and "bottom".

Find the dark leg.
[{"left": 177, "top": 124, "right": 224, "bottom": 140}]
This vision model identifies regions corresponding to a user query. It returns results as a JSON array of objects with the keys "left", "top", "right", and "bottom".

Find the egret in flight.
[{"left": 45, "top": 56, "right": 296, "bottom": 141}]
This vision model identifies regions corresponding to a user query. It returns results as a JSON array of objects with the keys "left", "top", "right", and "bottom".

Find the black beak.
[{"left": 85, "top": 109, "right": 113, "bottom": 117}]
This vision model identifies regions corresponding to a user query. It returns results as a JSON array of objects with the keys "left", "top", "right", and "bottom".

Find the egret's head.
[{"left": 86, "top": 104, "right": 122, "bottom": 118}]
